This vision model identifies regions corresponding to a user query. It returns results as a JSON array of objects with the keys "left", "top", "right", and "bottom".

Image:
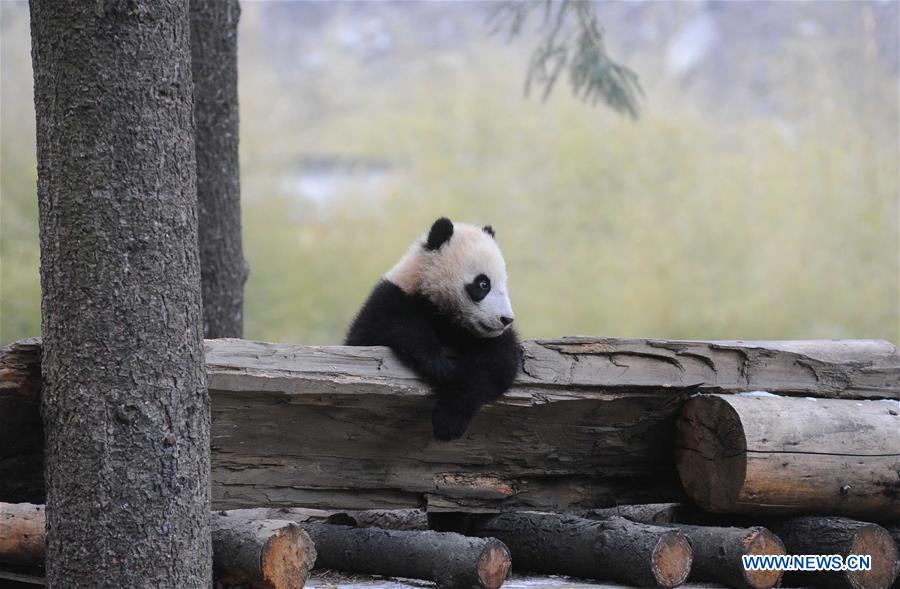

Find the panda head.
[{"left": 386, "top": 217, "right": 515, "bottom": 338}]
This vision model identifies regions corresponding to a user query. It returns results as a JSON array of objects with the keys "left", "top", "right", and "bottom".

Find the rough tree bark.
[
  {"left": 190, "top": 0, "right": 247, "bottom": 338},
  {"left": 29, "top": 1, "right": 211, "bottom": 586},
  {"left": 300, "top": 522, "right": 511, "bottom": 589}
]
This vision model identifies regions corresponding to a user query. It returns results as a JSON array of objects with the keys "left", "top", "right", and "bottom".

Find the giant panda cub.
[{"left": 346, "top": 217, "right": 520, "bottom": 440}]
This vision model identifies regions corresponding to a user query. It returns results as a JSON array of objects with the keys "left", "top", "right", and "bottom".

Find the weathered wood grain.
[
  {"left": 520, "top": 337, "right": 900, "bottom": 398},
  {"left": 675, "top": 394, "right": 900, "bottom": 519},
  {"left": 2, "top": 337, "right": 898, "bottom": 512}
]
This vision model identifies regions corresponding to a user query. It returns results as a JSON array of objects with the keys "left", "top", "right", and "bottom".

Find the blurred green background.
[{"left": 2, "top": 1, "right": 898, "bottom": 345}]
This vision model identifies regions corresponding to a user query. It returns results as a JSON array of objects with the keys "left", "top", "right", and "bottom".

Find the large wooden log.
[
  {"left": 580, "top": 506, "right": 785, "bottom": 589},
  {"left": 0, "top": 503, "right": 317, "bottom": 589},
  {"left": 2, "top": 337, "right": 898, "bottom": 512},
  {"left": 212, "top": 513, "right": 317, "bottom": 589},
  {"left": 469, "top": 512, "right": 692, "bottom": 587},
  {"left": 669, "top": 525, "right": 784, "bottom": 589},
  {"left": 0, "top": 503, "right": 43, "bottom": 566},
  {"left": 768, "top": 516, "right": 899, "bottom": 589},
  {"left": 675, "top": 394, "right": 900, "bottom": 520},
  {"left": 298, "top": 522, "right": 510, "bottom": 589},
  {"left": 0, "top": 341, "right": 43, "bottom": 504}
]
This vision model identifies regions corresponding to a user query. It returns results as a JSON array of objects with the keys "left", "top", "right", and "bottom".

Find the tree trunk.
[
  {"left": 211, "top": 513, "right": 317, "bottom": 589},
  {"left": 675, "top": 394, "right": 900, "bottom": 520},
  {"left": 190, "top": 0, "right": 247, "bottom": 339},
  {"left": 469, "top": 512, "right": 692, "bottom": 588},
  {"left": 29, "top": 1, "right": 211, "bottom": 586},
  {"left": 768, "top": 516, "right": 899, "bottom": 589},
  {"left": 299, "top": 522, "right": 511, "bottom": 589}
]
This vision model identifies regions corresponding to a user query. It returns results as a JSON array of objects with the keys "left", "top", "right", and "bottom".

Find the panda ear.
[
  {"left": 483, "top": 225, "right": 495, "bottom": 238},
  {"left": 426, "top": 217, "right": 454, "bottom": 250}
]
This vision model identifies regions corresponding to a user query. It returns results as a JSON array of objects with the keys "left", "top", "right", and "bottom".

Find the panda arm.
[
  {"left": 345, "top": 280, "right": 456, "bottom": 386},
  {"left": 431, "top": 328, "right": 521, "bottom": 440}
]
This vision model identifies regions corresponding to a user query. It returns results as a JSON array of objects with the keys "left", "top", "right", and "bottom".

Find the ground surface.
[{"left": 307, "top": 573, "right": 730, "bottom": 589}]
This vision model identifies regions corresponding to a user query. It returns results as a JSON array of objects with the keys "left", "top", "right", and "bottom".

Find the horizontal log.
[
  {"left": 298, "top": 522, "right": 510, "bottom": 589},
  {"left": 2, "top": 337, "right": 897, "bottom": 511},
  {"left": 675, "top": 394, "right": 900, "bottom": 520},
  {"left": 211, "top": 513, "right": 317, "bottom": 589},
  {"left": 581, "top": 504, "right": 699, "bottom": 525},
  {"left": 665, "top": 525, "right": 783, "bottom": 589},
  {"left": 768, "top": 516, "right": 899, "bottom": 589},
  {"left": 0, "top": 503, "right": 43, "bottom": 566},
  {"left": 227, "top": 507, "right": 432, "bottom": 532},
  {"left": 0, "top": 503, "right": 317, "bottom": 589},
  {"left": 469, "top": 512, "right": 692, "bottom": 588},
  {"left": 887, "top": 525, "right": 900, "bottom": 589}
]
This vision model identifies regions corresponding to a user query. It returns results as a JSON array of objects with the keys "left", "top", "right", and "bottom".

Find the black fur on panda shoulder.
[{"left": 346, "top": 280, "right": 520, "bottom": 441}]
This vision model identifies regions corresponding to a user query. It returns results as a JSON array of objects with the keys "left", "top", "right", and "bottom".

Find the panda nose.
[{"left": 500, "top": 316, "right": 514, "bottom": 327}]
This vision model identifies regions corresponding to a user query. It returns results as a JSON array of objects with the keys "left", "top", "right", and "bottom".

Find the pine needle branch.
[{"left": 490, "top": 0, "right": 643, "bottom": 118}]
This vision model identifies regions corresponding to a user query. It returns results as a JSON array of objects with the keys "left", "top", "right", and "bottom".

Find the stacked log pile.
[{"left": 1, "top": 336, "right": 898, "bottom": 588}]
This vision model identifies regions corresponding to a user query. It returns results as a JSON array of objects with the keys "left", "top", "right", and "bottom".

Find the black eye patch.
[{"left": 465, "top": 274, "right": 491, "bottom": 302}]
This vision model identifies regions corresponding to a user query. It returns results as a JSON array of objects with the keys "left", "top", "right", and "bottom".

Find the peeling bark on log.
[
  {"left": 675, "top": 394, "right": 900, "bottom": 520},
  {"left": 768, "top": 516, "right": 899, "bottom": 589},
  {"left": 298, "top": 522, "right": 510, "bottom": 589},
  {"left": 469, "top": 512, "right": 692, "bottom": 588},
  {"left": 0, "top": 503, "right": 44, "bottom": 566},
  {"left": 2, "top": 338, "right": 898, "bottom": 511},
  {"left": 212, "top": 514, "right": 316, "bottom": 589},
  {"left": 0, "top": 504, "right": 317, "bottom": 589}
]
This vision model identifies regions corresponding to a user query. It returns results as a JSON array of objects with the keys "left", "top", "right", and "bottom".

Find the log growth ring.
[
  {"left": 651, "top": 531, "right": 693, "bottom": 588},
  {"left": 674, "top": 396, "right": 747, "bottom": 511}
]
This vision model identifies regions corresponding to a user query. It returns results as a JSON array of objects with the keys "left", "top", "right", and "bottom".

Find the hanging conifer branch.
[{"left": 490, "top": 0, "right": 643, "bottom": 118}]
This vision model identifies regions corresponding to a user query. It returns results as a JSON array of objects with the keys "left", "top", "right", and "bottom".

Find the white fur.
[{"left": 384, "top": 222, "right": 513, "bottom": 337}]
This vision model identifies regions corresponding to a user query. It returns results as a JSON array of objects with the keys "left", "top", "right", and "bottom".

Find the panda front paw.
[{"left": 431, "top": 401, "right": 474, "bottom": 441}]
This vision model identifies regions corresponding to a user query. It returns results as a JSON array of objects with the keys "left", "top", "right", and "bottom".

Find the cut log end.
[
  {"left": 846, "top": 525, "right": 898, "bottom": 589},
  {"left": 476, "top": 540, "right": 511, "bottom": 589},
  {"left": 650, "top": 531, "right": 693, "bottom": 588},
  {"left": 675, "top": 396, "right": 747, "bottom": 512},
  {"left": 740, "top": 528, "right": 786, "bottom": 589},
  {"left": 260, "top": 524, "right": 315, "bottom": 589}
]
